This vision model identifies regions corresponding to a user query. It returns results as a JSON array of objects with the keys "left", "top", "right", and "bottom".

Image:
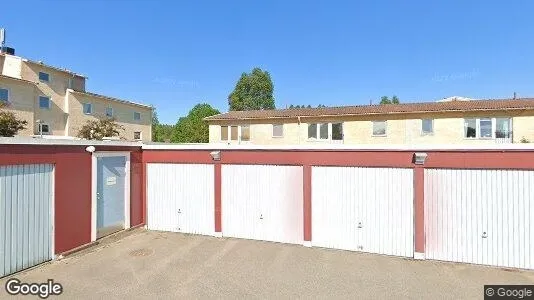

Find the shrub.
[
  {"left": 77, "top": 118, "right": 124, "bottom": 140},
  {"left": 0, "top": 103, "right": 27, "bottom": 137}
]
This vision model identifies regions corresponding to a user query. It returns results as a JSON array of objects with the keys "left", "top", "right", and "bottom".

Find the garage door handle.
[
  {"left": 178, "top": 209, "right": 181, "bottom": 214},
  {"left": 260, "top": 214, "right": 263, "bottom": 220},
  {"left": 357, "top": 222, "right": 362, "bottom": 228},
  {"left": 482, "top": 232, "right": 488, "bottom": 238}
]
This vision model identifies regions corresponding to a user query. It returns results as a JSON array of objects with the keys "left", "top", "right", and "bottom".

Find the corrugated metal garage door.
[
  {"left": 147, "top": 164, "right": 214, "bottom": 236},
  {"left": 222, "top": 165, "right": 303, "bottom": 245},
  {"left": 312, "top": 167, "right": 414, "bottom": 257},
  {"left": 0, "top": 164, "right": 54, "bottom": 277},
  {"left": 425, "top": 169, "right": 534, "bottom": 269}
]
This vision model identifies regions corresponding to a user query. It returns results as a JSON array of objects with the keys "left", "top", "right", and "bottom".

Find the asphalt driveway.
[{"left": 1, "top": 228, "right": 533, "bottom": 299}]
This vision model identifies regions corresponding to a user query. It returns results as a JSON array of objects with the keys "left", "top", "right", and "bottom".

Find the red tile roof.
[{"left": 205, "top": 98, "right": 534, "bottom": 121}]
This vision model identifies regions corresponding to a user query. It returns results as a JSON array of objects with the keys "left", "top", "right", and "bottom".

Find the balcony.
[{"left": 495, "top": 130, "right": 513, "bottom": 144}]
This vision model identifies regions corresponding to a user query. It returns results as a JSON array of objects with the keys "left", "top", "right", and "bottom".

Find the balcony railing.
[{"left": 495, "top": 130, "right": 513, "bottom": 144}]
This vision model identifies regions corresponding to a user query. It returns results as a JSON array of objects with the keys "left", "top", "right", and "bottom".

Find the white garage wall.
[
  {"left": 425, "top": 169, "right": 534, "bottom": 269},
  {"left": 222, "top": 165, "right": 303, "bottom": 245},
  {"left": 146, "top": 164, "right": 214, "bottom": 236},
  {"left": 312, "top": 166, "right": 414, "bottom": 257}
]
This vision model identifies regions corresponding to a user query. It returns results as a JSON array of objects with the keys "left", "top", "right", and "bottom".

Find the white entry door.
[
  {"left": 147, "top": 164, "right": 214, "bottom": 236},
  {"left": 222, "top": 165, "right": 303, "bottom": 245},
  {"left": 312, "top": 166, "right": 414, "bottom": 257},
  {"left": 425, "top": 169, "right": 534, "bottom": 269}
]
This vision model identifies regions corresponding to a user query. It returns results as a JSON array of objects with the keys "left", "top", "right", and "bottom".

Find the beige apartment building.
[
  {"left": 0, "top": 51, "right": 152, "bottom": 141},
  {"left": 205, "top": 97, "right": 534, "bottom": 145}
]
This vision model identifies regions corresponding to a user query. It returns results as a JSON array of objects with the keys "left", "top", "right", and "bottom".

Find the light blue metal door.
[
  {"left": 96, "top": 156, "right": 126, "bottom": 238},
  {"left": 0, "top": 164, "right": 54, "bottom": 278}
]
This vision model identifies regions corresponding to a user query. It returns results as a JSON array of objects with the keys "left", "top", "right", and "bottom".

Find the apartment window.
[
  {"left": 464, "top": 117, "right": 511, "bottom": 139},
  {"left": 308, "top": 123, "right": 318, "bottom": 139},
  {"left": 39, "top": 96, "right": 51, "bottom": 109},
  {"left": 38, "top": 72, "right": 50, "bottom": 82},
  {"left": 83, "top": 103, "right": 92, "bottom": 115},
  {"left": 421, "top": 119, "right": 434, "bottom": 135},
  {"left": 496, "top": 118, "right": 512, "bottom": 138},
  {"left": 0, "top": 88, "right": 8, "bottom": 103},
  {"left": 464, "top": 119, "right": 476, "bottom": 138},
  {"left": 479, "top": 118, "right": 492, "bottom": 138},
  {"left": 133, "top": 131, "right": 142, "bottom": 140},
  {"left": 332, "top": 123, "right": 343, "bottom": 140},
  {"left": 240, "top": 125, "right": 250, "bottom": 141},
  {"left": 272, "top": 124, "right": 284, "bottom": 137},
  {"left": 133, "top": 112, "right": 141, "bottom": 121},
  {"left": 230, "top": 126, "right": 238, "bottom": 141},
  {"left": 221, "top": 126, "right": 228, "bottom": 141},
  {"left": 37, "top": 123, "right": 50, "bottom": 135},
  {"left": 308, "top": 123, "right": 344, "bottom": 141},
  {"left": 106, "top": 107, "right": 113, "bottom": 118},
  {"left": 372, "top": 121, "right": 386, "bottom": 136}
]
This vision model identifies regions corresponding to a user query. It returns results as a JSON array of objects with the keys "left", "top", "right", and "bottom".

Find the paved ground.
[{"left": 1, "top": 229, "right": 533, "bottom": 299}]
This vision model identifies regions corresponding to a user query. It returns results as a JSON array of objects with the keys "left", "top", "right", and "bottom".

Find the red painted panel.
[
  {"left": 303, "top": 165, "right": 312, "bottom": 242},
  {"left": 214, "top": 164, "right": 222, "bottom": 232},
  {"left": 414, "top": 166, "right": 425, "bottom": 254},
  {"left": 143, "top": 150, "right": 416, "bottom": 168},
  {"left": 425, "top": 151, "right": 534, "bottom": 169},
  {"left": 130, "top": 150, "right": 144, "bottom": 227}
]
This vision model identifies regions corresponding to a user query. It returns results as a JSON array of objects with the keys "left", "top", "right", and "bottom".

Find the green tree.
[
  {"left": 152, "top": 108, "right": 160, "bottom": 141},
  {"left": 172, "top": 103, "right": 220, "bottom": 143},
  {"left": 380, "top": 96, "right": 391, "bottom": 104},
  {"left": 77, "top": 118, "right": 124, "bottom": 140},
  {"left": 317, "top": 104, "right": 326, "bottom": 108},
  {"left": 289, "top": 104, "right": 294, "bottom": 109},
  {"left": 391, "top": 95, "right": 400, "bottom": 104},
  {"left": 0, "top": 103, "right": 27, "bottom": 137},
  {"left": 228, "top": 68, "right": 275, "bottom": 111}
]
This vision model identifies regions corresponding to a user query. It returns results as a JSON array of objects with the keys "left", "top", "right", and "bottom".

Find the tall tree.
[
  {"left": 391, "top": 95, "right": 400, "bottom": 104},
  {"left": 172, "top": 103, "right": 220, "bottom": 143},
  {"left": 380, "top": 96, "right": 391, "bottom": 104},
  {"left": 228, "top": 68, "right": 275, "bottom": 111},
  {"left": 152, "top": 108, "right": 160, "bottom": 141}
]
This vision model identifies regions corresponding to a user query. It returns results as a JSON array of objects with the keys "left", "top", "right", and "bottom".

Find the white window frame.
[
  {"left": 37, "top": 123, "right": 51, "bottom": 135},
  {"left": 372, "top": 120, "right": 387, "bottom": 137},
  {"left": 220, "top": 125, "right": 250, "bottom": 143},
  {"left": 133, "top": 131, "right": 142, "bottom": 140},
  {"left": 105, "top": 107, "right": 114, "bottom": 118},
  {"left": 307, "top": 122, "right": 344, "bottom": 141},
  {"left": 272, "top": 124, "right": 284, "bottom": 138},
  {"left": 38, "top": 71, "right": 50, "bottom": 82},
  {"left": 39, "top": 96, "right": 51, "bottom": 110},
  {"left": 421, "top": 119, "right": 434, "bottom": 135},
  {"left": 83, "top": 103, "right": 93, "bottom": 115},
  {"left": 463, "top": 117, "right": 512, "bottom": 139},
  {"left": 0, "top": 87, "right": 9, "bottom": 103},
  {"left": 133, "top": 112, "right": 141, "bottom": 121}
]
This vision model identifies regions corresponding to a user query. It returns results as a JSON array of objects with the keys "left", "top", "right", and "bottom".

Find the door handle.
[
  {"left": 259, "top": 214, "right": 263, "bottom": 220},
  {"left": 482, "top": 231, "right": 488, "bottom": 238},
  {"left": 178, "top": 209, "right": 181, "bottom": 214},
  {"left": 357, "top": 222, "right": 362, "bottom": 229}
]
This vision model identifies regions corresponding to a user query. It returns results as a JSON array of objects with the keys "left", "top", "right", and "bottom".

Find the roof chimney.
[{"left": 513, "top": 92, "right": 517, "bottom": 100}]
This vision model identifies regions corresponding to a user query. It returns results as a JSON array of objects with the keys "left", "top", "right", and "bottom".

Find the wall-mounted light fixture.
[
  {"left": 85, "top": 146, "right": 96, "bottom": 153},
  {"left": 210, "top": 150, "right": 221, "bottom": 161},
  {"left": 413, "top": 152, "right": 428, "bottom": 165}
]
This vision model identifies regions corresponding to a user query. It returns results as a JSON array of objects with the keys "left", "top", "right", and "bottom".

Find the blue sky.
[{"left": 3, "top": 1, "right": 534, "bottom": 123}]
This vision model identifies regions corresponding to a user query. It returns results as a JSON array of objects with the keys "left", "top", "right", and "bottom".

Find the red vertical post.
[
  {"left": 141, "top": 153, "right": 147, "bottom": 226},
  {"left": 414, "top": 165, "right": 425, "bottom": 259},
  {"left": 214, "top": 163, "right": 222, "bottom": 234},
  {"left": 303, "top": 164, "right": 312, "bottom": 244}
]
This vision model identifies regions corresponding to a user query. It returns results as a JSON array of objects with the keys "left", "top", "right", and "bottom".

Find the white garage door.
[
  {"left": 425, "top": 169, "right": 534, "bottom": 269},
  {"left": 222, "top": 165, "right": 303, "bottom": 245},
  {"left": 147, "top": 164, "right": 214, "bottom": 236},
  {"left": 312, "top": 166, "right": 414, "bottom": 257},
  {"left": 1, "top": 164, "right": 54, "bottom": 277}
]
